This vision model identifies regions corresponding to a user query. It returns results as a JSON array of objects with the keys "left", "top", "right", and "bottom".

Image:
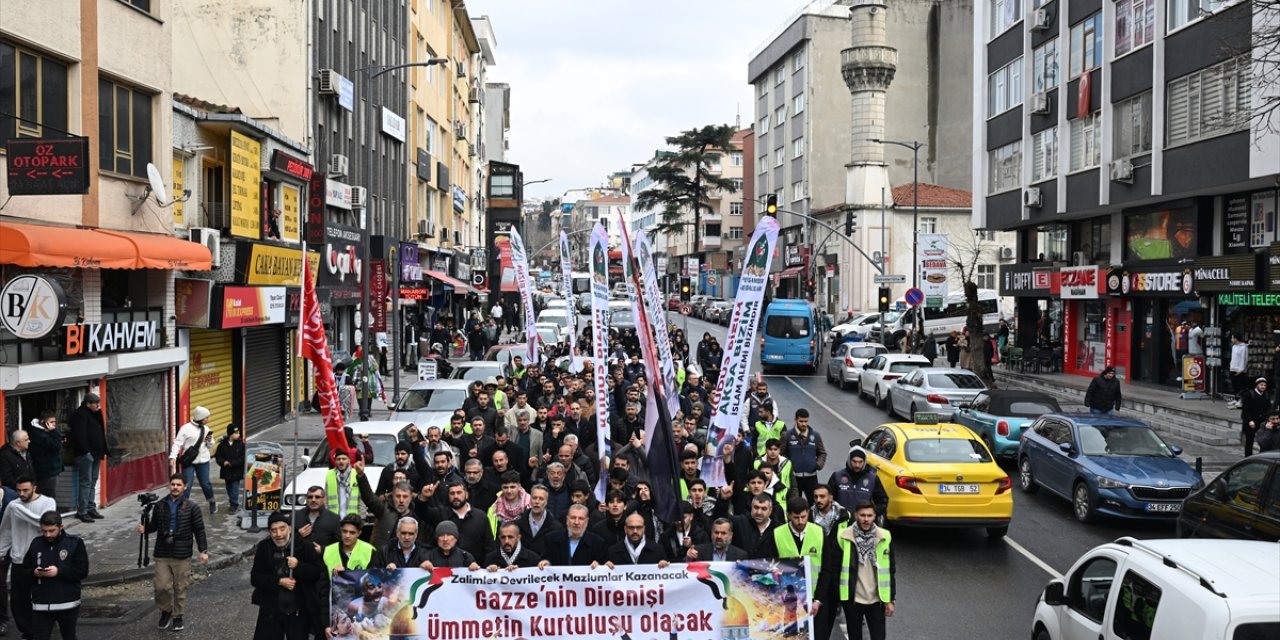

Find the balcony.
[{"left": 703, "top": 235, "right": 722, "bottom": 248}]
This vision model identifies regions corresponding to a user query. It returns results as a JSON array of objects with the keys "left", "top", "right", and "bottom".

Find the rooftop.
[{"left": 891, "top": 183, "right": 972, "bottom": 209}]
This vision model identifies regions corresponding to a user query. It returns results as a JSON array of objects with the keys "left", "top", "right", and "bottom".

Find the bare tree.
[
  {"left": 947, "top": 232, "right": 1000, "bottom": 388},
  {"left": 1252, "top": 0, "right": 1280, "bottom": 135}
]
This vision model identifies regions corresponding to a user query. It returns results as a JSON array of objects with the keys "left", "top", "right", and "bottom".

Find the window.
[
  {"left": 988, "top": 141, "right": 1022, "bottom": 194},
  {"left": 774, "top": 147, "right": 784, "bottom": 167},
  {"left": 793, "top": 49, "right": 806, "bottom": 72},
  {"left": 775, "top": 105, "right": 786, "bottom": 126},
  {"left": 1114, "top": 92, "right": 1153, "bottom": 158},
  {"left": 756, "top": 82, "right": 767, "bottom": 98},
  {"left": 731, "top": 178, "right": 744, "bottom": 191},
  {"left": 1070, "top": 14, "right": 1103, "bottom": 78},
  {"left": 1166, "top": 55, "right": 1252, "bottom": 146},
  {"left": 1033, "top": 39, "right": 1059, "bottom": 94},
  {"left": 765, "top": 315, "right": 810, "bottom": 338},
  {"left": 792, "top": 181, "right": 805, "bottom": 201},
  {"left": 122, "top": 0, "right": 151, "bottom": 11},
  {"left": 1168, "top": 0, "right": 1242, "bottom": 31},
  {"left": 1070, "top": 112, "right": 1102, "bottom": 171},
  {"left": 730, "top": 202, "right": 743, "bottom": 216},
  {"left": 705, "top": 223, "right": 722, "bottom": 237},
  {"left": 1112, "top": 571, "right": 1162, "bottom": 640},
  {"left": 426, "top": 116, "right": 437, "bottom": 153},
  {"left": 0, "top": 43, "right": 70, "bottom": 142},
  {"left": 729, "top": 226, "right": 743, "bottom": 239},
  {"left": 793, "top": 92, "right": 806, "bottom": 114},
  {"left": 1115, "top": 0, "right": 1155, "bottom": 57},
  {"left": 989, "top": 0, "right": 1023, "bottom": 36},
  {"left": 730, "top": 151, "right": 743, "bottom": 166},
  {"left": 774, "top": 66, "right": 785, "bottom": 86},
  {"left": 98, "top": 78, "right": 153, "bottom": 178},
  {"left": 758, "top": 115, "right": 769, "bottom": 136},
  {"left": 988, "top": 57, "right": 1024, "bottom": 116},
  {"left": 1032, "top": 127, "right": 1058, "bottom": 182},
  {"left": 919, "top": 216, "right": 938, "bottom": 234},
  {"left": 793, "top": 137, "right": 804, "bottom": 158},
  {"left": 758, "top": 155, "right": 768, "bottom": 174},
  {"left": 1069, "top": 558, "right": 1118, "bottom": 623}
]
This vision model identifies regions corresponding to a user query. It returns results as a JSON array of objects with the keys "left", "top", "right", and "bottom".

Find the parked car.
[
  {"left": 667, "top": 294, "right": 682, "bottom": 311},
  {"left": 607, "top": 300, "right": 636, "bottom": 332},
  {"left": 534, "top": 322, "right": 563, "bottom": 347},
  {"left": 826, "top": 342, "right": 888, "bottom": 390},
  {"left": 953, "top": 390, "right": 1062, "bottom": 460},
  {"left": 1031, "top": 538, "right": 1279, "bottom": 640},
  {"left": 857, "top": 354, "right": 931, "bottom": 407},
  {"left": 858, "top": 416, "right": 1013, "bottom": 538},
  {"left": 1017, "top": 413, "right": 1203, "bottom": 523},
  {"left": 706, "top": 300, "right": 733, "bottom": 324},
  {"left": 688, "top": 295, "right": 711, "bottom": 318},
  {"left": 449, "top": 360, "right": 513, "bottom": 382},
  {"left": 282, "top": 420, "right": 416, "bottom": 509},
  {"left": 536, "top": 309, "right": 571, "bottom": 338},
  {"left": 760, "top": 299, "right": 824, "bottom": 373},
  {"left": 390, "top": 380, "right": 473, "bottom": 428},
  {"left": 1177, "top": 451, "right": 1280, "bottom": 541},
  {"left": 830, "top": 312, "right": 881, "bottom": 341},
  {"left": 484, "top": 343, "right": 526, "bottom": 365},
  {"left": 887, "top": 367, "right": 988, "bottom": 421}
]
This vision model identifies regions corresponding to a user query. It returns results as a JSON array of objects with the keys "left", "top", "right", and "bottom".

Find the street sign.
[
  {"left": 904, "top": 287, "right": 925, "bottom": 307},
  {"left": 5, "top": 137, "right": 90, "bottom": 195},
  {"left": 873, "top": 274, "right": 907, "bottom": 284},
  {"left": 707, "top": 274, "right": 718, "bottom": 286}
]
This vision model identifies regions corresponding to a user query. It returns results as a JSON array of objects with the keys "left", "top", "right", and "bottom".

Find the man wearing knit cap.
[
  {"left": 375, "top": 442, "right": 423, "bottom": 495},
  {"left": 828, "top": 446, "right": 889, "bottom": 518},
  {"left": 68, "top": 393, "right": 107, "bottom": 524},
  {"left": 422, "top": 521, "right": 479, "bottom": 569}
]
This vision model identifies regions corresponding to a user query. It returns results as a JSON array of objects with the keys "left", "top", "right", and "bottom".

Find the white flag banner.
[
  {"left": 588, "top": 223, "right": 612, "bottom": 500},
  {"left": 559, "top": 231, "right": 578, "bottom": 360},
  {"left": 509, "top": 228, "right": 539, "bottom": 364},
  {"left": 634, "top": 232, "right": 680, "bottom": 419},
  {"left": 704, "top": 216, "right": 780, "bottom": 486}
]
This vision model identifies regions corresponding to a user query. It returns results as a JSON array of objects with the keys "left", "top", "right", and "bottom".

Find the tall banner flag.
[
  {"left": 634, "top": 232, "right": 680, "bottom": 418},
  {"left": 298, "top": 244, "right": 348, "bottom": 455},
  {"left": 705, "top": 216, "right": 780, "bottom": 486},
  {"left": 619, "top": 212, "right": 681, "bottom": 524},
  {"left": 329, "top": 559, "right": 816, "bottom": 640},
  {"left": 509, "top": 228, "right": 539, "bottom": 365},
  {"left": 918, "top": 233, "right": 949, "bottom": 309},
  {"left": 588, "top": 223, "right": 612, "bottom": 501},
  {"left": 559, "top": 231, "right": 579, "bottom": 365}
]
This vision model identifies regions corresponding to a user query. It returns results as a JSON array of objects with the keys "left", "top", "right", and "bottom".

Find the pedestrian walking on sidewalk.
[
  {"left": 27, "top": 413, "right": 64, "bottom": 511},
  {"left": 213, "top": 424, "right": 245, "bottom": 515},
  {"left": 958, "top": 329, "right": 971, "bottom": 370},
  {"left": 67, "top": 394, "right": 106, "bottom": 524},
  {"left": 1085, "top": 367, "right": 1122, "bottom": 416},
  {"left": 170, "top": 407, "right": 217, "bottom": 513},
  {"left": 945, "top": 331, "right": 960, "bottom": 368},
  {"left": 0, "top": 478, "right": 59, "bottom": 639},
  {"left": 1228, "top": 333, "right": 1250, "bottom": 408},
  {"left": 1240, "top": 378, "right": 1270, "bottom": 457},
  {"left": 139, "top": 474, "right": 209, "bottom": 632},
  {"left": 25, "top": 512, "right": 88, "bottom": 640}
]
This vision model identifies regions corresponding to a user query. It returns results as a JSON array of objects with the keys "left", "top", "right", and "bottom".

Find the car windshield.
[
  {"left": 888, "top": 362, "right": 925, "bottom": 374},
  {"left": 396, "top": 388, "right": 468, "bottom": 411},
  {"left": 927, "top": 373, "right": 985, "bottom": 389},
  {"left": 1077, "top": 425, "right": 1174, "bottom": 457},
  {"left": 538, "top": 313, "right": 568, "bottom": 328},
  {"left": 850, "top": 346, "right": 885, "bottom": 358},
  {"left": 904, "top": 438, "right": 993, "bottom": 463},
  {"left": 611, "top": 309, "right": 634, "bottom": 324},
  {"left": 455, "top": 366, "right": 497, "bottom": 381},
  {"left": 537, "top": 328, "right": 559, "bottom": 343},
  {"left": 308, "top": 433, "right": 399, "bottom": 469},
  {"left": 881, "top": 311, "right": 903, "bottom": 324},
  {"left": 765, "top": 316, "right": 811, "bottom": 339}
]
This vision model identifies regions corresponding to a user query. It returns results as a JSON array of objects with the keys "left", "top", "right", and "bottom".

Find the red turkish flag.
[
  {"left": 1077, "top": 71, "right": 1092, "bottom": 120},
  {"left": 298, "top": 247, "right": 348, "bottom": 455}
]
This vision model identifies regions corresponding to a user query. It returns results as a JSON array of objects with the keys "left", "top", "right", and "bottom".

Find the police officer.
[
  {"left": 827, "top": 447, "right": 888, "bottom": 518},
  {"left": 784, "top": 408, "right": 826, "bottom": 503}
]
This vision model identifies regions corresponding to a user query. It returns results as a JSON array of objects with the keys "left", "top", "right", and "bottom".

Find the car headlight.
[{"left": 1096, "top": 475, "right": 1129, "bottom": 489}]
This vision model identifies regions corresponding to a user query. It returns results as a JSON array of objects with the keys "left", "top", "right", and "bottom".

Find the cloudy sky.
[{"left": 467, "top": 0, "right": 814, "bottom": 200}]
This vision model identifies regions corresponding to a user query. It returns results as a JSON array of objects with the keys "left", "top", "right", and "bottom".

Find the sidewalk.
[{"left": 993, "top": 367, "right": 1244, "bottom": 473}]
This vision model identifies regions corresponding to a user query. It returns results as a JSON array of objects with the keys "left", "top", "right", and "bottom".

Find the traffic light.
[
  {"left": 679, "top": 277, "right": 692, "bottom": 301},
  {"left": 806, "top": 278, "right": 816, "bottom": 298},
  {"left": 877, "top": 287, "right": 891, "bottom": 312},
  {"left": 765, "top": 194, "right": 778, "bottom": 216},
  {"left": 845, "top": 211, "right": 856, "bottom": 235}
]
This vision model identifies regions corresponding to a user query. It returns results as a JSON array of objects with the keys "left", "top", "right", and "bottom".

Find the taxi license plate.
[
  {"left": 1144, "top": 502, "right": 1181, "bottom": 513},
  {"left": 939, "top": 484, "right": 980, "bottom": 494}
]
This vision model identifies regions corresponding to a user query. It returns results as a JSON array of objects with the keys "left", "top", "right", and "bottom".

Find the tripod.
[{"left": 137, "top": 501, "right": 156, "bottom": 568}]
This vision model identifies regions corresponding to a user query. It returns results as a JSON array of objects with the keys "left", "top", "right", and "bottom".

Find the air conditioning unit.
[
  {"left": 1031, "top": 92, "right": 1050, "bottom": 114},
  {"left": 1109, "top": 159, "right": 1134, "bottom": 183},
  {"left": 468, "top": 87, "right": 481, "bottom": 103},
  {"left": 416, "top": 219, "right": 428, "bottom": 237},
  {"left": 1023, "top": 187, "right": 1043, "bottom": 208},
  {"left": 468, "top": 142, "right": 476, "bottom": 158},
  {"left": 350, "top": 186, "right": 367, "bottom": 208},
  {"left": 454, "top": 230, "right": 462, "bottom": 244},
  {"left": 188, "top": 227, "right": 222, "bottom": 268},
  {"left": 329, "top": 153, "right": 349, "bottom": 178},
  {"left": 456, "top": 65, "right": 466, "bottom": 78},
  {"left": 1031, "top": 8, "right": 1051, "bottom": 31},
  {"left": 454, "top": 122, "right": 466, "bottom": 140},
  {"left": 999, "top": 246, "right": 1015, "bottom": 260},
  {"left": 441, "top": 227, "right": 449, "bottom": 241},
  {"left": 318, "top": 69, "right": 338, "bottom": 95}
]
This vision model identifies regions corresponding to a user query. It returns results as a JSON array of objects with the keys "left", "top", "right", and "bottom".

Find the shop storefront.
[
  {"left": 215, "top": 285, "right": 290, "bottom": 433},
  {"left": 321, "top": 221, "right": 363, "bottom": 362},
  {"left": 998, "top": 262, "right": 1062, "bottom": 350},
  {"left": 1058, "top": 266, "right": 1116, "bottom": 378},
  {"left": 1198, "top": 251, "right": 1276, "bottom": 388},
  {"left": 1106, "top": 264, "right": 1202, "bottom": 386}
]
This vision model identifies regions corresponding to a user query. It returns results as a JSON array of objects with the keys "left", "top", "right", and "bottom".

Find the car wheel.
[
  {"left": 876, "top": 386, "right": 886, "bottom": 408},
  {"left": 858, "top": 382, "right": 868, "bottom": 401},
  {"left": 986, "top": 525, "right": 1008, "bottom": 539},
  {"left": 1033, "top": 627, "right": 1051, "bottom": 640},
  {"left": 826, "top": 367, "right": 833, "bottom": 384},
  {"left": 910, "top": 404, "right": 918, "bottom": 422},
  {"left": 839, "top": 373, "right": 849, "bottom": 391},
  {"left": 1018, "top": 457, "right": 1039, "bottom": 494},
  {"left": 1073, "top": 481, "right": 1097, "bottom": 523}
]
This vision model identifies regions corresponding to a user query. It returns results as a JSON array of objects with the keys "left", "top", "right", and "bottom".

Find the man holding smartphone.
[
  {"left": 0, "top": 478, "right": 57, "bottom": 638},
  {"left": 25, "top": 512, "right": 88, "bottom": 640}
]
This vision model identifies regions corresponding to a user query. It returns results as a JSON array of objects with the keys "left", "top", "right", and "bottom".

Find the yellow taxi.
[{"left": 858, "top": 413, "right": 1013, "bottom": 538}]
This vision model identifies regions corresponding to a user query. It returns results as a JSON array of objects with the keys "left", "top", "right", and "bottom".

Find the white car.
[
  {"left": 282, "top": 420, "right": 416, "bottom": 509},
  {"left": 1032, "top": 538, "right": 1278, "bottom": 640},
  {"left": 857, "top": 353, "right": 931, "bottom": 408},
  {"left": 886, "top": 367, "right": 987, "bottom": 421},
  {"left": 830, "top": 312, "right": 881, "bottom": 339},
  {"left": 544, "top": 298, "right": 567, "bottom": 310},
  {"left": 826, "top": 342, "right": 888, "bottom": 390},
  {"left": 537, "top": 309, "right": 571, "bottom": 336},
  {"left": 389, "top": 379, "right": 472, "bottom": 435},
  {"left": 448, "top": 360, "right": 512, "bottom": 382},
  {"left": 534, "top": 322, "right": 563, "bottom": 346}
]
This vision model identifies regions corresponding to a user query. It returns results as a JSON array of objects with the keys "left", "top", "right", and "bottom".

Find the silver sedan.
[
  {"left": 826, "top": 342, "right": 888, "bottom": 391},
  {"left": 887, "top": 367, "right": 988, "bottom": 421}
]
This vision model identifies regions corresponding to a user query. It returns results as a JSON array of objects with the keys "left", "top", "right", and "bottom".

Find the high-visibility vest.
[
  {"left": 773, "top": 523, "right": 824, "bottom": 590},
  {"left": 323, "top": 539, "right": 375, "bottom": 575},
  {"left": 754, "top": 420, "right": 786, "bottom": 456},
  {"left": 325, "top": 469, "right": 361, "bottom": 517},
  {"left": 835, "top": 526, "right": 893, "bottom": 603},
  {"left": 754, "top": 457, "right": 793, "bottom": 491}
]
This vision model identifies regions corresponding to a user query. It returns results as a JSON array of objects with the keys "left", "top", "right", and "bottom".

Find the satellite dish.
[{"left": 146, "top": 163, "right": 169, "bottom": 205}]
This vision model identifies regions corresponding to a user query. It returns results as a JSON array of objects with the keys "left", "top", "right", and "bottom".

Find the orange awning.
[{"left": 0, "top": 221, "right": 212, "bottom": 270}]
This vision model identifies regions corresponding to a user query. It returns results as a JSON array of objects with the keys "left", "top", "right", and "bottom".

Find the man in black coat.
[
  {"left": 292, "top": 486, "right": 341, "bottom": 555},
  {"left": 483, "top": 522, "right": 542, "bottom": 570},
  {"left": 730, "top": 494, "right": 778, "bottom": 559},
  {"left": 375, "top": 442, "right": 423, "bottom": 495},
  {"left": 1084, "top": 367, "right": 1123, "bottom": 415},
  {"left": 540, "top": 504, "right": 607, "bottom": 567},
  {"left": 382, "top": 516, "right": 431, "bottom": 570},
  {"left": 139, "top": 475, "right": 209, "bottom": 632},
  {"left": 0, "top": 431, "right": 34, "bottom": 489},
  {"left": 418, "top": 481, "right": 494, "bottom": 561},
  {"left": 515, "top": 485, "right": 563, "bottom": 559},
  {"left": 1241, "top": 377, "right": 1271, "bottom": 457},
  {"left": 250, "top": 511, "right": 326, "bottom": 640},
  {"left": 686, "top": 517, "right": 748, "bottom": 562},
  {"left": 67, "top": 394, "right": 107, "bottom": 522},
  {"left": 606, "top": 514, "right": 669, "bottom": 567}
]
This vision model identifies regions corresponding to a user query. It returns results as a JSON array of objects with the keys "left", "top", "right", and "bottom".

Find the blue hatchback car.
[
  {"left": 1016, "top": 413, "right": 1203, "bottom": 523},
  {"left": 954, "top": 390, "right": 1061, "bottom": 459}
]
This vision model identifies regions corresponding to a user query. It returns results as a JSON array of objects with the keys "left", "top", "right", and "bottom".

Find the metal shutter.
[
  {"left": 243, "top": 327, "right": 287, "bottom": 434},
  {"left": 189, "top": 329, "right": 234, "bottom": 426}
]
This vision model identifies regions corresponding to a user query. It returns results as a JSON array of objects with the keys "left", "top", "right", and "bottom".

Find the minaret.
[{"left": 841, "top": 0, "right": 897, "bottom": 207}]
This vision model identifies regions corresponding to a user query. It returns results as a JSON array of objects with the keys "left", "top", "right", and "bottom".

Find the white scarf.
[
  {"left": 335, "top": 468, "right": 352, "bottom": 514},
  {"left": 625, "top": 537, "right": 645, "bottom": 564},
  {"left": 500, "top": 541, "right": 524, "bottom": 567}
]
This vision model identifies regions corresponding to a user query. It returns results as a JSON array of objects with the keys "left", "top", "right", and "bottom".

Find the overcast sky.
[{"left": 467, "top": 0, "right": 813, "bottom": 200}]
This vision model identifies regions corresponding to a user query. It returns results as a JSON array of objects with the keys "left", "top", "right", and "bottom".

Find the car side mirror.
[
  {"left": 303, "top": 447, "right": 310, "bottom": 457},
  {"left": 1043, "top": 581, "right": 1066, "bottom": 606},
  {"left": 1169, "top": 444, "right": 1183, "bottom": 456},
  {"left": 958, "top": 403, "right": 972, "bottom": 410},
  {"left": 1058, "top": 442, "right": 1074, "bottom": 455}
]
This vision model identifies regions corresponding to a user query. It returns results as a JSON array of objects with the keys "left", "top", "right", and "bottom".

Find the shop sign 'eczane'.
[
  {"left": 0, "top": 275, "right": 68, "bottom": 339},
  {"left": 1058, "top": 266, "right": 1100, "bottom": 299}
]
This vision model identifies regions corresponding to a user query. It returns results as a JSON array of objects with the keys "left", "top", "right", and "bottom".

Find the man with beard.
[
  {"left": 375, "top": 442, "right": 423, "bottom": 495},
  {"left": 828, "top": 447, "right": 889, "bottom": 518},
  {"left": 250, "top": 511, "right": 324, "bottom": 640},
  {"left": 510, "top": 413, "right": 543, "bottom": 475},
  {"left": 25, "top": 512, "right": 89, "bottom": 640},
  {"left": 815, "top": 501, "right": 896, "bottom": 640},
  {"left": 810, "top": 484, "right": 849, "bottom": 535},
  {"left": 461, "top": 459, "right": 498, "bottom": 512},
  {"left": 484, "top": 522, "right": 542, "bottom": 570},
  {"left": 423, "top": 521, "right": 480, "bottom": 570},
  {"left": 466, "top": 418, "right": 495, "bottom": 463},
  {"left": 610, "top": 401, "right": 645, "bottom": 453},
  {"left": 442, "top": 415, "right": 475, "bottom": 462},
  {"left": 730, "top": 494, "right": 778, "bottom": 558},
  {"left": 292, "top": 486, "right": 341, "bottom": 555},
  {"left": 466, "top": 391, "right": 499, "bottom": 434},
  {"left": 606, "top": 514, "right": 669, "bottom": 567},
  {"left": 540, "top": 504, "right": 607, "bottom": 567},
  {"left": 537, "top": 463, "right": 572, "bottom": 522},
  {"left": 503, "top": 391, "right": 536, "bottom": 430},
  {"left": 382, "top": 517, "right": 431, "bottom": 570},
  {"left": 359, "top": 472, "right": 429, "bottom": 549},
  {"left": 515, "top": 485, "right": 563, "bottom": 558},
  {"left": 478, "top": 427, "right": 522, "bottom": 472},
  {"left": 324, "top": 449, "right": 361, "bottom": 519},
  {"left": 755, "top": 498, "right": 826, "bottom": 581},
  {"left": 421, "top": 426, "right": 452, "bottom": 462},
  {"left": 687, "top": 517, "right": 747, "bottom": 562},
  {"left": 421, "top": 481, "right": 493, "bottom": 560}
]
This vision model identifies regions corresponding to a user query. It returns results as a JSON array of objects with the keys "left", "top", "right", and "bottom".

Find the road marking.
[{"left": 782, "top": 375, "right": 1066, "bottom": 581}]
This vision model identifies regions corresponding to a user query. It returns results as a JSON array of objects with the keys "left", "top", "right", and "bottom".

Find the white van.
[
  {"left": 869, "top": 288, "right": 1001, "bottom": 349},
  {"left": 1032, "top": 537, "right": 1279, "bottom": 640}
]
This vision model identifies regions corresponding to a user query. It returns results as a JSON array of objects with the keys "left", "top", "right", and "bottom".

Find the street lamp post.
[
  {"left": 870, "top": 138, "right": 924, "bottom": 339},
  {"left": 357, "top": 57, "right": 448, "bottom": 420}
]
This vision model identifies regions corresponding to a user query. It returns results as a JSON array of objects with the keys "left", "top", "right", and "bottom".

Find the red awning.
[
  {"left": 424, "top": 269, "right": 472, "bottom": 293},
  {"left": 778, "top": 266, "right": 803, "bottom": 278},
  {"left": 0, "top": 221, "right": 212, "bottom": 270}
]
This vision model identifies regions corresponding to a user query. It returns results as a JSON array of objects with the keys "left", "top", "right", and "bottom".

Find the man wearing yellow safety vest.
[
  {"left": 814, "top": 501, "right": 896, "bottom": 640},
  {"left": 754, "top": 497, "right": 824, "bottom": 572},
  {"left": 752, "top": 402, "right": 786, "bottom": 457},
  {"left": 322, "top": 514, "right": 384, "bottom": 576},
  {"left": 324, "top": 449, "right": 361, "bottom": 518}
]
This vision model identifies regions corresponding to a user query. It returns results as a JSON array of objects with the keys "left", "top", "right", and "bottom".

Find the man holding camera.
[{"left": 138, "top": 474, "right": 209, "bottom": 632}]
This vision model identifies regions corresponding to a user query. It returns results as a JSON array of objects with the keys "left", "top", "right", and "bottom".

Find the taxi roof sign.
[{"left": 913, "top": 412, "right": 940, "bottom": 425}]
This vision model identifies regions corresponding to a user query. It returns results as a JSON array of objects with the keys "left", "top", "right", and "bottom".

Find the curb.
[{"left": 84, "top": 542, "right": 256, "bottom": 588}]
